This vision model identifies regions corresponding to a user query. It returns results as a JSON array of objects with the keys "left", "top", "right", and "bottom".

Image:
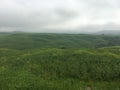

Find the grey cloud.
[
  {"left": 0, "top": 1, "right": 79, "bottom": 28},
  {"left": 0, "top": 0, "right": 120, "bottom": 32},
  {"left": 80, "top": 0, "right": 116, "bottom": 9},
  {"left": 55, "top": 8, "right": 79, "bottom": 18}
]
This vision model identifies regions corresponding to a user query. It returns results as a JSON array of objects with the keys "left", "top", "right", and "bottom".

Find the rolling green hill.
[
  {"left": 0, "top": 33, "right": 120, "bottom": 49},
  {"left": 0, "top": 33, "right": 120, "bottom": 90}
]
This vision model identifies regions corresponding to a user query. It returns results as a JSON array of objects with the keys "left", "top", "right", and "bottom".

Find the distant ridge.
[
  {"left": 0, "top": 31, "right": 25, "bottom": 34},
  {"left": 95, "top": 30, "right": 120, "bottom": 35}
]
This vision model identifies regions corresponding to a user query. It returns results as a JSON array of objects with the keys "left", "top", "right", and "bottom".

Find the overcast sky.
[{"left": 0, "top": 0, "right": 120, "bottom": 33}]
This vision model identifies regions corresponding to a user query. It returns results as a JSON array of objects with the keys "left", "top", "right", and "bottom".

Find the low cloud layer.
[{"left": 0, "top": 0, "right": 120, "bottom": 33}]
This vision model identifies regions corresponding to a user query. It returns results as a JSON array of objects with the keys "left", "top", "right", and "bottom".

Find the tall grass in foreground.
[{"left": 0, "top": 48, "right": 120, "bottom": 90}]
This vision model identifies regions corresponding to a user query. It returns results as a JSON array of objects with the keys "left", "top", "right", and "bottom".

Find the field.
[
  {"left": 0, "top": 33, "right": 120, "bottom": 49},
  {"left": 0, "top": 33, "right": 120, "bottom": 90}
]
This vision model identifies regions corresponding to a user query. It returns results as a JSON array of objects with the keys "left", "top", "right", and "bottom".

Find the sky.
[{"left": 0, "top": 0, "right": 120, "bottom": 33}]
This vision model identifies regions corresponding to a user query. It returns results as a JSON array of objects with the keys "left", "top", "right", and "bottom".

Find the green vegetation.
[
  {"left": 0, "top": 33, "right": 120, "bottom": 49},
  {"left": 0, "top": 33, "right": 120, "bottom": 90}
]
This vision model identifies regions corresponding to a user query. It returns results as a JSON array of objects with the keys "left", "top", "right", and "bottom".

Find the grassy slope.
[
  {"left": 0, "top": 33, "right": 120, "bottom": 49},
  {"left": 0, "top": 48, "right": 120, "bottom": 90},
  {"left": 0, "top": 33, "right": 120, "bottom": 90}
]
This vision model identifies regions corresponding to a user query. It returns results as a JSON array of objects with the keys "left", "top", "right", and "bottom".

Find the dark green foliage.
[{"left": 0, "top": 33, "right": 120, "bottom": 49}]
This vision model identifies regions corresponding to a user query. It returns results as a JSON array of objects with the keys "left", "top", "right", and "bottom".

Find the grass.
[
  {"left": 0, "top": 33, "right": 120, "bottom": 90},
  {"left": 0, "top": 47, "right": 120, "bottom": 89}
]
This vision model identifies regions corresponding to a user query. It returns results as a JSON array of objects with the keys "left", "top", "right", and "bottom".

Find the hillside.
[
  {"left": 0, "top": 33, "right": 120, "bottom": 90},
  {"left": 0, "top": 33, "right": 120, "bottom": 49},
  {"left": 0, "top": 48, "right": 120, "bottom": 90}
]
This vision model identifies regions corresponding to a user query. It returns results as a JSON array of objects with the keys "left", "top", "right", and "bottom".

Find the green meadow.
[{"left": 0, "top": 33, "right": 120, "bottom": 90}]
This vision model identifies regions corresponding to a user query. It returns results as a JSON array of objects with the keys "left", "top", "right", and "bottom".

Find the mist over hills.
[
  {"left": 95, "top": 30, "right": 120, "bottom": 35},
  {"left": 0, "top": 30, "right": 120, "bottom": 35}
]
